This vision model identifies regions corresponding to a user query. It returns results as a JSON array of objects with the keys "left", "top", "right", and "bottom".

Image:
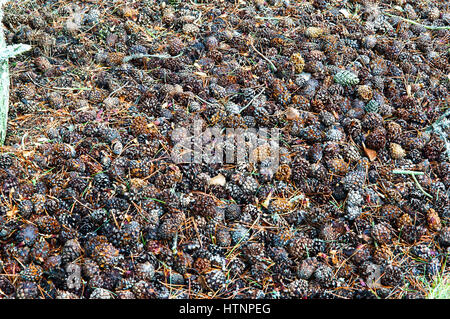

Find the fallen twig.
[
  {"left": 248, "top": 37, "right": 277, "bottom": 73},
  {"left": 411, "top": 174, "right": 433, "bottom": 199},
  {"left": 384, "top": 12, "right": 450, "bottom": 31},
  {"left": 392, "top": 169, "right": 424, "bottom": 176},
  {"left": 392, "top": 169, "right": 433, "bottom": 199},
  {"left": 240, "top": 88, "right": 265, "bottom": 113},
  {"left": 123, "top": 52, "right": 183, "bottom": 63}
]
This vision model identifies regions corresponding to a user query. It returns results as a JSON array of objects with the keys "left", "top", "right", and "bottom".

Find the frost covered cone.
[{"left": 0, "top": 0, "right": 31, "bottom": 144}]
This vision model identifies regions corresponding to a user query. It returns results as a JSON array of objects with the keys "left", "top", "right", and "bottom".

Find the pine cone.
[
  {"left": 305, "top": 26, "right": 325, "bottom": 38},
  {"left": 357, "top": 85, "right": 373, "bottom": 101},
  {"left": 390, "top": 143, "right": 406, "bottom": 159},
  {"left": 365, "top": 127, "right": 387, "bottom": 150},
  {"left": 290, "top": 52, "right": 305, "bottom": 73},
  {"left": 371, "top": 223, "right": 392, "bottom": 244},
  {"left": 334, "top": 70, "right": 359, "bottom": 86},
  {"left": 288, "top": 234, "right": 313, "bottom": 259},
  {"left": 364, "top": 100, "right": 379, "bottom": 113}
]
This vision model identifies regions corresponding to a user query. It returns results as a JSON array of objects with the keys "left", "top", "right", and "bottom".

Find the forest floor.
[{"left": 0, "top": 0, "right": 449, "bottom": 299}]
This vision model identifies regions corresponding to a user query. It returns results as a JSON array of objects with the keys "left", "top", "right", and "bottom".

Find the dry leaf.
[
  {"left": 261, "top": 191, "right": 273, "bottom": 209},
  {"left": 208, "top": 174, "right": 226, "bottom": 186},
  {"left": 330, "top": 250, "right": 339, "bottom": 265},
  {"left": 339, "top": 8, "right": 351, "bottom": 18},
  {"left": 22, "top": 150, "right": 35, "bottom": 158},
  {"left": 194, "top": 71, "right": 208, "bottom": 77},
  {"left": 7, "top": 206, "right": 18, "bottom": 218},
  {"left": 363, "top": 144, "right": 377, "bottom": 161},
  {"left": 285, "top": 107, "right": 300, "bottom": 121}
]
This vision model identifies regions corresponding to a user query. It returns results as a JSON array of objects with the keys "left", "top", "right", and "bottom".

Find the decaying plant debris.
[{"left": 0, "top": 0, "right": 449, "bottom": 299}]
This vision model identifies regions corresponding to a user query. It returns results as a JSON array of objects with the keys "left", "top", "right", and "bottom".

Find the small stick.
[
  {"left": 255, "top": 16, "right": 285, "bottom": 20},
  {"left": 171, "top": 232, "right": 178, "bottom": 255},
  {"left": 411, "top": 174, "right": 433, "bottom": 199},
  {"left": 384, "top": 12, "right": 450, "bottom": 31},
  {"left": 392, "top": 169, "right": 433, "bottom": 199},
  {"left": 194, "top": 94, "right": 216, "bottom": 106},
  {"left": 392, "top": 169, "right": 424, "bottom": 176},
  {"left": 427, "top": 109, "right": 450, "bottom": 132},
  {"left": 240, "top": 88, "right": 265, "bottom": 113},
  {"left": 107, "top": 81, "right": 130, "bottom": 98},
  {"left": 249, "top": 40, "right": 277, "bottom": 73},
  {"left": 123, "top": 52, "right": 183, "bottom": 63}
]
